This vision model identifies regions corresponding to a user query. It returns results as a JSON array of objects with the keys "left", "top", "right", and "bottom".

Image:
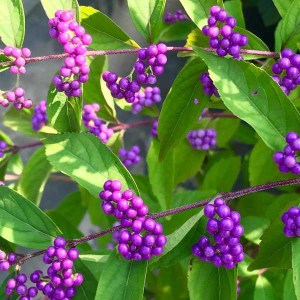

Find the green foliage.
[
  {"left": 253, "top": 276, "right": 275, "bottom": 300},
  {"left": 41, "top": 0, "right": 80, "bottom": 20}
]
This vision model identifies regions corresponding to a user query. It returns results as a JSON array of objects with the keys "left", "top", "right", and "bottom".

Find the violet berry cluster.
[
  {"left": 103, "top": 43, "right": 167, "bottom": 103},
  {"left": 35, "top": 237, "right": 83, "bottom": 299},
  {"left": 0, "top": 141, "right": 8, "bottom": 158},
  {"left": 272, "top": 49, "right": 300, "bottom": 95},
  {"left": 3, "top": 46, "right": 31, "bottom": 74},
  {"left": 0, "top": 88, "right": 32, "bottom": 109},
  {"left": 118, "top": 145, "right": 141, "bottom": 168},
  {"left": 202, "top": 6, "right": 248, "bottom": 59},
  {"left": 131, "top": 86, "right": 162, "bottom": 114},
  {"left": 82, "top": 103, "right": 114, "bottom": 144},
  {"left": 0, "top": 250, "right": 17, "bottom": 272},
  {"left": 49, "top": 10, "right": 92, "bottom": 97},
  {"left": 273, "top": 132, "right": 300, "bottom": 174},
  {"left": 163, "top": 10, "right": 189, "bottom": 24},
  {"left": 32, "top": 100, "right": 48, "bottom": 131},
  {"left": 187, "top": 128, "right": 217, "bottom": 150},
  {"left": 281, "top": 206, "right": 300, "bottom": 238},
  {"left": 192, "top": 198, "right": 245, "bottom": 269},
  {"left": 151, "top": 120, "right": 158, "bottom": 138},
  {"left": 200, "top": 73, "right": 220, "bottom": 97},
  {"left": 5, "top": 273, "right": 38, "bottom": 299},
  {"left": 99, "top": 180, "right": 167, "bottom": 260}
]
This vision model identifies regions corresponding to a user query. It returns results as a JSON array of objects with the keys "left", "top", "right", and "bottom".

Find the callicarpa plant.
[{"left": 1, "top": 0, "right": 300, "bottom": 299}]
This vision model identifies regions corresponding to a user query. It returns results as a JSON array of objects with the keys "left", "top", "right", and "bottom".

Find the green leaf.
[
  {"left": 275, "top": 1, "right": 300, "bottom": 51},
  {"left": 47, "top": 86, "right": 82, "bottom": 133},
  {"left": 16, "top": 147, "right": 51, "bottom": 206},
  {"left": 188, "top": 259, "right": 237, "bottom": 300},
  {"left": 73, "top": 258, "right": 98, "bottom": 299},
  {"left": 202, "top": 156, "right": 241, "bottom": 192},
  {"left": 195, "top": 48, "right": 300, "bottom": 151},
  {"left": 85, "top": 56, "right": 116, "bottom": 122},
  {"left": 44, "top": 133, "right": 139, "bottom": 198},
  {"left": 173, "top": 140, "right": 206, "bottom": 186},
  {"left": 179, "top": 0, "right": 220, "bottom": 30},
  {"left": 3, "top": 107, "right": 35, "bottom": 137},
  {"left": 95, "top": 251, "right": 148, "bottom": 300},
  {"left": 0, "top": 187, "right": 61, "bottom": 249},
  {"left": 159, "top": 22, "right": 196, "bottom": 42},
  {"left": 292, "top": 238, "right": 300, "bottom": 299},
  {"left": 56, "top": 191, "right": 87, "bottom": 227},
  {"left": 0, "top": 0, "right": 25, "bottom": 47},
  {"left": 283, "top": 270, "right": 297, "bottom": 300},
  {"left": 273, "top": 0, "right": 294, "bottom": 17},
  {"left": 127, "top": 0, "right": 166, "bottom": 43},
  {"left": 41, "top": 0, "right": 80, "bottom": 20},
  {"left": 147, "top": 139, "right": 174, "bottom": 210},
  {"left": 242, "top": 216, "right": 270, "bottom": 245},
  {"left": 80, "top": 6, "right": 138, "bottom": 50},
  {"left": 254, "top": 276, "right": 276, "bottom": 300},
  {"left": 224, "top": 0, "right": 245, "bottom": 28},
  {"left": 158, "top": 58, "right": 209, "bottom": 159}
]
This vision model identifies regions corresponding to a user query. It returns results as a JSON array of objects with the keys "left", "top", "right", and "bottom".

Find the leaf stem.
[
  {"left": 15, "top": 178, "right": 300, "bottom": 265},
  {"left": 0, "top": 47, "right": 279, "bottom": 67}
]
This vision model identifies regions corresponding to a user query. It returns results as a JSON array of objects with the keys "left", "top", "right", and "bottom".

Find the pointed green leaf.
[
  {"left": 273, "top": 0, "right": 294, "bottom": 17},
  {"left": 254, "top": 276, "right": 275, "bottom": 300},
  {"left": 283, "top": 270, "right": 297, "bottom": 300},
  {"left": 224, "top": 0, "right": 245, "bottom": 28},
  {"left": 44, "top": 133, "right": 139, "bottom": 197},
  {"left": 194, "top": 48, "right": 300, "bottom": 151},
  {"left": 0, "top": 187, "right": 61, "bottom": 249}
]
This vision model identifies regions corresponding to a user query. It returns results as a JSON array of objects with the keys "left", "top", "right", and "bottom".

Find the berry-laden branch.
[
  {"left": 0, "top": 47, "right": 279, "bottom": 67},
  {"left": 16, "top": 177, "right": 300, "bottom": 265}
]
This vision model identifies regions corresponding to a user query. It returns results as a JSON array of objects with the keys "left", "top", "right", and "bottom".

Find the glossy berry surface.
[
  {"left": 32, "top": 100, "right": 48, "bottom": 131},
  {"left": 119, "top": 145, "right": 141, "bottom": 168},
  {"left": 187, "top": 128, "right": 217, "bottom": 150},
  {"left": 200, "top": 73, "right": 220, "bottom": 97}
]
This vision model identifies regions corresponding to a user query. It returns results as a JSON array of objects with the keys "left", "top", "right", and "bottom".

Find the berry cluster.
[
  {"left": 3, "top": 46, "right": 31, "bottom": 74},
  {"left": 0, "top": 88, "right": 32, "bottom": 109},
  {"left": 163, "top": 10, "right": 189, "bottom": 24},
  {"left": 202, "top": 6, "right": 248, "bottom": 59},
  {"left": 103, "top": 43, "right": 167, "bottom": 103},
  {"left": 32, "top": 100, "right": 48, "bottom": 131},
  {"left": 49, "top": 10, "right": 92, "bottom": 97},
  {"left": 200, "top": 73, "right": 219, "bottom": 97},
  {"left": 273, "top": 132, "right": 300, "bottom": 174},
  {"left": 82, "top": 103, "right": 114, "bottom": 144},
  {"left": 281, "top": 206, "right": 300, "bottom": 238},
  {"left": 187, "top": 128, "right": 217, "bottom": 150},
  {"left": 35, "top": 237, "right": 83, "bottom": 299},
  {"left": 99, "top": 180, "right": 167, "bottom": 260},
  {"left": 5, "top": 273, "right": 38, "bottom": 299},
  {"left": 118, "top": 145, "right": 141, "bottom": 168},
  {"left": 151, "top": 120, "right": 158, "bottom": 138},
  {"left": 272, "top": 49, "right": 300, "bottom": 95},
  {"left": 131, "top": 87, "right": 162, "bottom": 114},
  {"left": 192, "top": 198, "right": 245, "bottom": 269},
  {"left": 0, "top": 250, "right": 17, "bottom": 271},
  {"left": 0, "top": 141, "right": 8, "bottom": 158}
]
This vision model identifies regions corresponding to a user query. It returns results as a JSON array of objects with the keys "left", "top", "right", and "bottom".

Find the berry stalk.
[{"left": 15, "top": 177, "right": 300, "bottom": 265}]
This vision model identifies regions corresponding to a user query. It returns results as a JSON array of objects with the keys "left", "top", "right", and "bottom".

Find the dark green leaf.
[
  {"left": 47, "top": 86, "right": 82, "bottom": 133},
  {"left": 188, "top": 258, "right": 237, "bottom": 300},
  {"left": 159, "top": 21, "right": 196, "bottom": 42},
  {"left": 56, "top": 191, "right": 87, "bottom": 227},
  {"left": 147, "top": 139, "right": 174, "bottom": 210},
  {"left": 0, "top": 0, "right": 25, "bottom": 47},
  {"left": 224, "top": 0, "right": 245, "bottom": 28},
  {"left": 195, "top": 48, "right": 300, "bottom": 151},
  {"left": 158, "top": 58, "right": 209, "bottom": 159},
  {"left": 41, "top": 0, "right": 80, "bottom": 20},
  {"left": 80, "top": 6, "right": 138, "bottom": 50},
  {"left": 85, "top": 56, "right": 116, "bottom": 122},
  {"left": 283, "top": 270, "right": 297, "bottom": 300},
  {"left": 254, "top": 276, "right": 276, "bottom": 300},
  {"left": 0, "top": 187, "right": 61, "bottom": 249},
  {"left": 273, "top": 0, "right": 294, "bottom": 17},
  {"left": 16, "top": 147, "right": 51, "bottom": 206},
  {"left": 95, "top": 251, "right": 148, "bottom": 300},
  {"left": 127, "top": 0, "right": 166, "bottom": 43},
  {"left": 292, "top": 238, "right": 300, "bottom": 299},
  {"left": 44, "top": 133, "right": 139, "bottom": 197},
  {"left": 202, "top": 156, "right": 241, "bottom": 192},
  {"left": 242, "top": 216, "right": 270, "bottom": 244}
]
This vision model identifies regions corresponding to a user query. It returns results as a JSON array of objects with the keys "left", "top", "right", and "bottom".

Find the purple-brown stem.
[
  {"left": 16, "top": 177, "right": 300, "bottom": 265},
  {"left": 0, "top": 47, "right": 279, "bottom": 67}
]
